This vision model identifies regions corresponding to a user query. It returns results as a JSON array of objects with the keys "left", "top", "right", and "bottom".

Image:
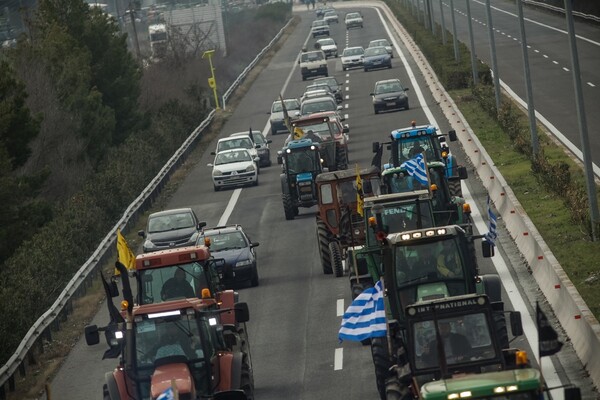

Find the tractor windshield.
[
  {"left": 365, "top": 200, "right": 435, "bottom": 247},
  {"left": 295, "top": 122, "right": 333, "bottom": 139},
  {"left": 137, "top": 261, "right": 217, "bottom": 305},
  {"left": 393, "top": 238, "right": 468, "bottom": 304},
  {"left": 397, "top": 137, "right": 439, "bottom": 163},
  {"left": 411, "top": 313, "right": 497, "bottom": 371},
  {"left": 133, "top": 313, "right": 215, "bottom": 397},
  {"left": 286, "top": 150, "right": 319, "bottom": 174}
]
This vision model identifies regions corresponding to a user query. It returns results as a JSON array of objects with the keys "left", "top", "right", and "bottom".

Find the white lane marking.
[
  {"left": 344, "top": 114, "right": 349, "bottom": 120},
  {"left": 346, "top": 73, "right": 350, "bottom": 78},
  {"left": 218, "top": 189, "right": 242, "bottom": 226},
  {"left": 345, "top": 86, "right": 349, "bottom": 91},
  {"left": 344, "top": 103, "right": 349, "bottom": 109},
  {"left": 588, "top": 82, "right": 596, "bottom": 87},
  {"left": 345, "top": 79, "right": 349, "bottom": 84},
  {"left": 345, "top": 94, "right": 349, "bottom": 100},
  {"left": 337, "top": 299, "right": 345, "bottom": 316},
  {"left": 553, "top": 60, "right": 559, "bottom": 64},
  {"left": 373, "top": 6, "right": 564, "bottom": 397},
  {"left": 562, "top": 67, "right": 570, "bottom": 72},
  {"left": 334, "top": 347, "right": 344, "bottom": 370},
  {"left": 543, "top": 54, "right": 549, "bottom": 58}
]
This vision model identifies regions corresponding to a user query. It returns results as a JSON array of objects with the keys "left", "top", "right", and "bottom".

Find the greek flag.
[
  {"left": 339, "top": 280, "right": 386, "bottom": 342},
  {"left": 484, "top": 195, "right": 498, "bottom": 245},
  {"left": 157, "top": 387, "right": 175, "bottom": 400},
  {"left": 400, "top": 153, "right": 428, "bottom": 186}
]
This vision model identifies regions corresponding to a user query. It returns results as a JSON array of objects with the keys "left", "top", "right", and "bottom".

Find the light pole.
[{"left": 202, "top": 49, "right": 220, "bottom": 110}]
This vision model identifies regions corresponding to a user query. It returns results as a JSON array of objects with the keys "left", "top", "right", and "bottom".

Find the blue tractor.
[{"left": 278, "top": 139, "right": 323, "bottom": 220}]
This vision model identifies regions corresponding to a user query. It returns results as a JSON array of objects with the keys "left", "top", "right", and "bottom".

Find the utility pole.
[{"left": 129, "top": 1, "right": 141, "bottom": 60}]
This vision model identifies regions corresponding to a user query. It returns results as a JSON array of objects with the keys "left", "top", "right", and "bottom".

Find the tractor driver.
[
  {"left": 161, "top": 268, "right": 195, "bottom": 301},
  {"left": 421, "top": 320, "right": 472, "bottom": 367}
]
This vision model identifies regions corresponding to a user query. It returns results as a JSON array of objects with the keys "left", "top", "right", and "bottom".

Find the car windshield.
[
  {"left": 370, "top": 40, "right": 389, "bottom": 47},
  {"left": 315, "top": 78, "right": 338, "bottom": 89},
  {"left": 346, "top": 13, "right": 360, "bottom": 19},
  {"left": 302, "top": 100, "right": 336, "bottom": 114},
  {"left": 365, "top": 47, "right": 387, "bottom": 56},
  {"left": 319, "top": 39, "right": 335, "bottom": 46},
  {"left": 148, "top": 212, "right": 195, "bottom": 233},
  {"left": 204, "top": 231, "right": 247, "bottom": 252},
  {"left": 375, "top": 81, "right": 402, "bottom": 94},
  {"left": 215, "top": 150, "right": 251, "bottom": 165},
  {"left": 343, "top": 47, "right": 364, "bottom": 56},
  {"left": 324, "top": 11, "right": 336, "bottom": 16},
  {"left": 306, "top": 83, "right": 331, "bottom": 92},
  {"left": 251, "top": 133, "right": 265, "bottom": 144},
  {"left": 301, "top": 52, "right": 325, "bottom": 62},
  {"left": 217, "top": 137, "right": 253, "bottom": 152},
  {"left": 272, "top": 100, "right": 300, "bottom": 113},
  {"left": 312, "top": 20, "right": 327, "bottom": 27}
]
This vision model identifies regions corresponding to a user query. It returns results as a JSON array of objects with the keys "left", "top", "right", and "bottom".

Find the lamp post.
[{"left": 202, "top": 49, "right": 220, "bottom": 110}]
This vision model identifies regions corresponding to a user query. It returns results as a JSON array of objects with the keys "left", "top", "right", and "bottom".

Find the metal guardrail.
[
  {"left": 0, "top": 16, "right": 293, "bottom": 399},
  {"left": 523, "top": 0, "right": 600, "bottom": 23}
]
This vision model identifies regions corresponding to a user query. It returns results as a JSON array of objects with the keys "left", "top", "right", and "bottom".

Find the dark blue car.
[
  {"left": 363, "top": 46, "right": 392, "bottom": 72},
  {"left": 199, "top": 225, "right": 259, "bottom": 288}
]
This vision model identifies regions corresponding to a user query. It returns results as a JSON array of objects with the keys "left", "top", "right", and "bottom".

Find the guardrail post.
[
  {"left": 18, "top": 361, "right": 26, "bottom": 378},
  {"left": 8, "top": 375, "right": 14, "bottom": 392},
  {"left": 0, "top": 383, "right": 5, "bottom": 400}
]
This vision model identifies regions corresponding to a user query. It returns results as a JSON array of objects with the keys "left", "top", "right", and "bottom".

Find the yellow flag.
[
  {"left": 356, "top": 164, "right": 364, "bottom": 217},
  {"left": 116, "top": 229, "right": 136, "bottom": 275}
]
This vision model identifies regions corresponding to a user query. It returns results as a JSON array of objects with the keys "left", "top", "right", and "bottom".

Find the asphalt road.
[
  {"left": 47, "top": 3, "right": 597, "bottom": 399},
  {"left": 426, "top": 0, "right": 600, "bottom": 175}
]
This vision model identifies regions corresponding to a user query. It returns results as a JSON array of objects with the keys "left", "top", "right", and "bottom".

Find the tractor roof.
[
  {"left": 390, "top": 124, "right": 437, "bottom": 140},
  {"left": 135, "top": 245, "right": 211, "bottom": 270},
  {"left": 286, "top": 138, "right": 320, "bottom": 149},
  {"left": 316, "top": 165, "right": 380, "bottom": 182},
  {"left": 132, "top": 297, "right": 217, "bottom": 317}
]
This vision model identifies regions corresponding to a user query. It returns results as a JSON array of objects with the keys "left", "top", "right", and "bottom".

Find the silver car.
[
  {"left": 269, "top": 98, "right": 300, "bottom": 135},
  {"left": 368, "top": 39, "right": 393, "bottom": 58}
]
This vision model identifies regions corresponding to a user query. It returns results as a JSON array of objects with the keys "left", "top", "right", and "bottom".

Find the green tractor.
[{"left": 278, "top": 138, "right": 323, "bottom": 220}]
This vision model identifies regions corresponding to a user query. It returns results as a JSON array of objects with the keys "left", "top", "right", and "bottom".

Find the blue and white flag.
[
  {"left": 484, "top": 195, "right": 498, "bottom": 246},
  {"left": 339, "top": 280, "right": 387, "bottom": 342},
  {"left": 157, "top": 387, "right": 175, "bottom": 400},
  {"left": 400, "top": 153, "right": 428, "bottom": 186}
]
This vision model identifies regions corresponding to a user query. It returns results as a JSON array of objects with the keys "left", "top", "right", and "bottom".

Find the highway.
[
  {"left": 47, "top": 3, "right": 597, "bottom": 399},
  {"left": 428, "top": 0, "right": 600, "bottom": 175}
]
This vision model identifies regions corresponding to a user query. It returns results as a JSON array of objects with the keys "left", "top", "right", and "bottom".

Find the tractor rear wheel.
[
  {"left": 317, "top": 220, "right": 332, "bottom": 274},
  {"left": 240, "top": 355, "right": 254, "bottom": 400},
  {"left": 336, "top": 145, "right": 349, "bottom": 170},
  {"left": 448, "top": 179, "right": 463, "bottom": 197},
  {"left": 494, "top": 310, "right": 509, "bottom": 350},
  {"left": 283, "top": 194, "right": 295, "bottom": 220},
  {"left": 329, "top": 241, "right": 344, "bottom": 277},
  {"left": 371, "top": 337, "right": 393, "bottom": 400},
  {"left": 102, "top": 384, "right": 111, "bottom": 400}
]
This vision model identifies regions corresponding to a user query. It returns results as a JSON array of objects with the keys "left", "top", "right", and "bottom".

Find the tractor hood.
[{"left": 151, "top": 362, "right": 194, "bottom": 399}]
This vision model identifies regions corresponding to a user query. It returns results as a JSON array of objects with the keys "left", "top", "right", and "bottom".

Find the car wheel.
[
  {"left": 374, "top": 108, "right": 379, "bottom": 115},
  {"left": 253, "top": 174, "right": 259, "bottom": 187},
  {"left": 342, "top": 66, "right": 346, "bottom": 71},
  {"left": 388, "top": 63, "right": 392, "bottom": 69},
  {"left": 250, "top": 267, "right": 259, "bottom": 287},
  {"left": 302, "top": 75, "right": 307, "bottom": 81},
  {"left": 405, "top": 102, "right": 410, "bottom": 110},
  {"left": 214, "top": 184, "right": 220, "bottom": 192},
  {"left": 271, "top": 127, "right": 277, "bottom": 135},
  {"left": 364, "top": 68, "right": 368, "bottom": 72}
]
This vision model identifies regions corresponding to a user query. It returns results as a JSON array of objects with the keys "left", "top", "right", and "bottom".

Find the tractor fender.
[
  {"left": 105, "top": 370, "right": 123, "bottom": 400},
  {"left": 478, "top": 274, "right": 503, "bottom": 303},
  {"left": 228, "top": 352, "right": 244, "bottom": 390},
  {"left": 218, "top": 290, "right": 236, "bottom": 325},
  {"left": 215, "top": 352, "right": 235, "bottom": 392},
  {"left": 280, "top": 174, "right": 290, "bottom": 195}
]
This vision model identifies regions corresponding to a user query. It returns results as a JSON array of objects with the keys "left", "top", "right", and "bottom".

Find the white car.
[
  {"left": 344, "top": 12, "right": 363, "bottom": 29},
  {"left": 213, "top": 136, "right": 261, "bottom": 173},
  {"left": 316, "top": 38, "right": 338, "bottom": 58},
  {"left": 340, "top": 46, "right": 365, "bottom": 71},
  {"left": 208, "top": 149, "right": 258, "bottom": 191},
  {"left": 368, "top": 39, "right": 393, "bottom": 58},
  {"left": 323, "top": 10, "right": 339, "bottom": 24}
]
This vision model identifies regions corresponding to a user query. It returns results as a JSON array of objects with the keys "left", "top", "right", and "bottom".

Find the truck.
[
  {"left": 148, "top": 23, "right": 168, "bottom": 59},
  {"left": 278, "top": 138, "right": 324, "bottom": 220},
  {"left": 85, "top": 262, "right": 254, "bottom": 399},
  {"left": 315, "top": 165, "right": 382, "bottom": 276},
  {"left": 298, "top": 49, "right": 328, "bottom": 81}
]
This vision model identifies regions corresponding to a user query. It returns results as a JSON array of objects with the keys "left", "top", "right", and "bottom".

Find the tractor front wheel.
[
  {"left": 317, "top": 220, "right": 332, "bottom": 274},
  {"left": 329, "top": 241, "right": 344, "bottom": 277},
  {"left": 240, "top": 355, "right": 254, "bottom": 400},
  {"left": 371, "top": 337, "right": 393, "bottom": 400},
  {"left": 283, "top": 194, "right": 295, "bottom": 220}
]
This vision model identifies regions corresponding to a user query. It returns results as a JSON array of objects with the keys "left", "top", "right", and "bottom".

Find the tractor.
[
  {"left": 291, "top": 112, "right": 349, "bottom": 171},
  {"left": 374, "top": 122, "right": 464, "bottom": 197},
  {"left": 85, "top": 263, "right": 254, "bottom": 400},
  {"left": 314, "top": 165, "right": 382, "bottom": 276},
  {"left": 278, "top": 138, "right": 323, "bottom": 220}
]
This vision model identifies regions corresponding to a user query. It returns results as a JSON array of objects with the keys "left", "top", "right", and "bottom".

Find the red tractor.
[{"left": 85, "top": 262, "right": 254, "bottom": 400}]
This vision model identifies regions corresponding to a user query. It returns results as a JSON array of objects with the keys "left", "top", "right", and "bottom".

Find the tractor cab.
[{"left": 389, "top": 124, "right": 455, "bottom": 166}]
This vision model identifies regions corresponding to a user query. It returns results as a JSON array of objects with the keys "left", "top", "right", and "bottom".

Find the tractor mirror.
[
  {"left": 343, "top": 125, "right": 349, "bottom": 133},
  {"left": 84, "top": 325, "right": 100, "bottom": 346},
  {"left": 458, "top": 166, "right": 468, "bottom": 180},
  {"left": 108, "top": 279, "right": 120, "bottom": 298},
  {"left": 448, "top": 130, "right": 458, "bottom": 142},
  {"left": 235, "top": 302, "right": 250, "bottom": 323},
  {"left": 564, "top": 387, "right": 581, "bottom": 400},
  {"left": 372, "top": 142, "right": 380, "bottom": 153},
  {"left": 510, "top": 311, "right": 524, "bottom": 337},
  {"left": 481, "top": 240, "right": 495, "bottom": 258}
]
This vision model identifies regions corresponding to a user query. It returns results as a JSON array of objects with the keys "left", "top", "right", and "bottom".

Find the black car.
[
  {"left": 199, "top": 225, "right": 259, "bottom": 288},
  {"left": 313, "top": 76, "right": 343, "bottom": 103},
  {"left": 371, "top": 78, "right": 410, "bottom": 114},
  {"left": 138, "top": 208, "right": 205, "bottom": 253}
]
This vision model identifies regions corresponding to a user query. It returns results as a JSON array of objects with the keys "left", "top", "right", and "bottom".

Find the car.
[
  {"left": 208, "top": 149, "right": 259, "bottom": 191},
  {"left": 313, "top": 76, "right": 343, "bottom": 103},
  {"left": 368, "top": 38, "right": 393, "bottom": 58},
  {"left": 299, "top": 96, "right": 342, "bottom": 117},
  {"left": 311, "top": 19, "right": 330, "bottom": 38},
  {"left": 230, "top": 131, "right": 272, "bottom": 167},
  {"left": 323, "top": 10, "right": 339, "bottom": 24},
  {"left": 315, "top": 38, "right": 338, "bottom": 58},
  {"left": 371, "top": 78, "right": 410, "bottom": 114},
  {"left": 340, "top": 46, "right": 365, "bottom": 71},
  {"left": 300, "top": 89, "right": 337, "bottom": 105},
  {"left": 363, "top": 46, "right": 392, "bottom": 71},
  {"left": 269, "top": 98, "right": 301, "bottom": 135},
  {"left": 212, "top": 135, "right": 261, "bottom": 173},
  {"left": 299, "top": 50, "right": 328, "bottom": 81},
  {"left": 199, "top": 224, "right": 259, "bottom": 287},
  {"left": 344, "top": 12, "right": 363, "bottom": 29},
  {"left": 316, "top": 5, "right": 334, "bottom": 17},
  {"left": 138, "top": 208, "right": 205, "bottom": 253}
]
